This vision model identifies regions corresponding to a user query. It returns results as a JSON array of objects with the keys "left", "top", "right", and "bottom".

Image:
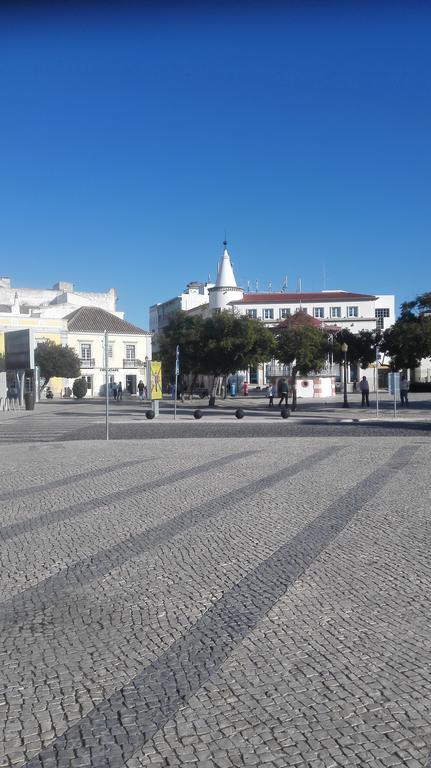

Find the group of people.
[
  {"left": 267, "top": 379, "right": 289, "bottom": 407},
  {"left": 111, "top": 382, "right": 123, "bottom": 401},
  {"left": 110, "top": 380, "right": 148, "bottom": 401},
  {"left": 265, "top": 375, "right": 411, "bottom": 409},
  {"left": 358, "top": 375, "right": 409, "bottom": 407}
]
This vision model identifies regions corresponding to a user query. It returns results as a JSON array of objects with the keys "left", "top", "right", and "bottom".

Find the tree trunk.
[
  {"left": 208, "top": 375, "right": 219, "bottom": 407},
  {"left": 291, "top": 367, "right": 297, "bottom": 411}
]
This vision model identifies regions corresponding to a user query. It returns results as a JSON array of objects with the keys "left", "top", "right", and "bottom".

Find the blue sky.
[{"left": 1, "top": 2, "right": 430, "bottom": 329}]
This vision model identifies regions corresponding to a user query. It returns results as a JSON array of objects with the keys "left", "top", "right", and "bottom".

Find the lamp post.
[{"left": 341, "top": 342, "right": 348, "bottom": 408}]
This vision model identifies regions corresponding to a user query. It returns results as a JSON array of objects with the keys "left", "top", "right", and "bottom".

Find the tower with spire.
[{"left": 208, "top": 241, "right": 244, "bottom": 312}]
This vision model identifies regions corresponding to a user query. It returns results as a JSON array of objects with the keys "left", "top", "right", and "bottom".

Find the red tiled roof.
[
  {"left": 234, "top": 291, "right": 376, "bottom": 304},
  {"left": 276, "top": 314, "right": 341, "bottom": 331},
  {"left": 66, "top": 306, "right": 149, "bottom": 335}
]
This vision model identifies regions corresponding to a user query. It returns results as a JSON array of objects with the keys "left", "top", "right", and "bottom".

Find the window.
[
  {"left": 125, "top": 344, "right": 136, "bottom": 361},
  {"left": 313, "top": 307, "right": 324, "bottom": 318},
  {"left": 80, "top": 343, "right": 91, "bottom": 360},
  {"left": 295, "top": 307, "right": 308, "bottom": 314},
  {"left": 84, "top": 375, "right": 92, "bottom": 391},
  {"left": 348, "top": 306, "right": 358, "bottom": 317},
  {"left": 263, "top": 308, "right": 274, "bottom": 320},
  {"left": 331, "top": 307, "right": 341, "bottom": 318},
  {"left": 279, "top": 308, "right": 291, "bottom": 319},
  {"left": 375, "top": 307, "right": 390, "bottom": 329},
  {"left": 246, "top": 309, "right": 257, "bottom": 319}
]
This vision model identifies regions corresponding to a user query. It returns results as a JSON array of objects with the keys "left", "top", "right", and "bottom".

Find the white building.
[
  {"left": 232, "top": 290, "right": 395, "bottom": 333},
  {"left": 150, "top": 281, "right": 213, "bottom": 335},
  {"left": 0, "top": 277, "right": 151, "bottom": 398},
  {"left": 65, "top": 306, "right": 151, "bottom": 396}
]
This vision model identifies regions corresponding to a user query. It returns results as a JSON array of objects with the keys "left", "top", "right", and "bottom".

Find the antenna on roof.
[
  {"left": 247, "top": 280, "right": 250, "bottom": 293},
  {"left": 298, "top": 278, "right": 302, "bottom": 293},
  {"left": 281, "top": 275, "right": 288, "bottom": 292},
  {"left": 268, "top": 281, "right": 272, "bottom": 292},
  {"left": 255, "top": 280, "right": 259, "bottom": 293}
]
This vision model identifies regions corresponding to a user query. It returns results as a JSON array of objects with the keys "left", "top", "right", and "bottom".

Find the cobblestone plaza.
[{"left": 0, "top": 406, "right": 430, "bottom": 767}]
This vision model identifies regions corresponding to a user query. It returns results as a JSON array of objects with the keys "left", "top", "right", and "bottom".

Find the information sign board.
[
  {"left": 4, "top": 329, "right": 34, "bottom": 370},
  {"left": 150, "top": 361, "right": 162, "bottom": 400}
]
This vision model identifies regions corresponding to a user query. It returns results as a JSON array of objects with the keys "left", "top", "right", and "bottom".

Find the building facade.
[
  {"left": 0, "top": 277, "right": 151, "bottom": 398},
  {"left": 150, "top": 243, "right": 396, "bottom": 388}
]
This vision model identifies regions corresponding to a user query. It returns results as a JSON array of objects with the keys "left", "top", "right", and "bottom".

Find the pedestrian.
[
  {"left": 279, "top": 378, "right": 289, "bottom": 407},
  {"left": 243, "top": 381, "right": 249, "bottom": 397},
  {"left": 117, "top": 382, "right": 123, "bottom": 401},
  {"left": 268, "top": 382, "right": 276, "bottom": 407},
  {"left": 359, "top": 376, "right": 369, "bottom": 407},
  {"left": 400, "top": 376, "right": 409, "bottom": 407},
  {"left": 138, "top": 379, "right": 145, "bottom": 401},
  {"left": 112, "top": 382, "right": 118, "bottom": 401}
]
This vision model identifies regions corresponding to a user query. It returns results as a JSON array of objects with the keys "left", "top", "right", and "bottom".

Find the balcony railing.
[
  {"left": 123, "top": 358, "right": 146, "bottom": 368},
  {"left": 80, "top": 358, "right": 96, "bottom": 368}
]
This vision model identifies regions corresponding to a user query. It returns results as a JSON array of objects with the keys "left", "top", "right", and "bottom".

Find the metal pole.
[
  {"left": 375, "top": 346, "right": 379, "bottom": 418},
  {"left": 174, "top": 370, "right": 178, "bottom": 420},
  {"left": 393, "top": 374, "right": 397, "bottom": 418},
  {"left": 104, "top": 330, "right": 109, "bottom": 440},
  {"left": 343, "top": 351, "right": 348, "bottom": 408}
]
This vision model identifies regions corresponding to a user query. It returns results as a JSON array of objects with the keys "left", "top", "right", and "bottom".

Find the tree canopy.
[
  {"left": 35, "top": 341, "right": 81, "bottom": 388},
  {"left": 274, "top": 318, "right": 329, "bottom": 409},
  {"left": 157, "top": 310, "right": 276, "bottom": 403},
  {"left": 332, "top": 328, "right": 382, "bottom": 369},
  {"left": 382, "top": 292, "right": 431, "bottom": 372}
]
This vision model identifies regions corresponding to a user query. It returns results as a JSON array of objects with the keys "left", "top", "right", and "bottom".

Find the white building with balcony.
[{"left": 66, "top": 307, "right": 151, "bottom": 396}]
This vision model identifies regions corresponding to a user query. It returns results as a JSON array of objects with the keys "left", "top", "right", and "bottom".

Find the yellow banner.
[{"left": 150, "top": 361, "right": 162, "bottom": 400}]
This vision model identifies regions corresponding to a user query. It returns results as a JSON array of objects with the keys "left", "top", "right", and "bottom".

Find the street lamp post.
[{"left": 341, "top": 342, "right": 348, "bottom": 408}]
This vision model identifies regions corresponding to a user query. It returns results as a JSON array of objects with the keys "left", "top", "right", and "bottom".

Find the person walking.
[
  {"left": 138, "top": 380, "right": 145, "bottom": 401},
  {"left": 279, "top": 378, "right": 289, "bottom": 407},
  {"left": 117, "top": 382, "right": 123, "bottom": 401},
  {"left": 400, "top": 376, "right": 409, "bottom": 407},
  {"left": 112, "top": 382, "right": 118, "bottom": 401},
  {"left": 359, "top": 376, "right": 369, "bottom": 407},
  {"left": 268, "top": 382, "right": 276, "bottom": 407}
]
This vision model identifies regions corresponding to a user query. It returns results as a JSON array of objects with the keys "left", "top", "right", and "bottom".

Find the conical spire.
[{"left": 215, "top": 241, "right": 238, "bottom": 288}]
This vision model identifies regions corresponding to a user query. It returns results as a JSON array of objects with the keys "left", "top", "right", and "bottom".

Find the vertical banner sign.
[
  {"left": 174, "top": 345, "right": 180, "bottom": 421},
  {"left": 150, "top": 361, "right": 162, "bottom": 400}
]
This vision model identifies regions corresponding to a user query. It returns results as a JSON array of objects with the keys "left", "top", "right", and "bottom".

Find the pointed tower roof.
[{"left": 215, "top": 241, "right": 238, "bottom": 288}]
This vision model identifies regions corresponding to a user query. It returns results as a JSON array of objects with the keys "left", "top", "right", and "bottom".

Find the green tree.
[
  {"left": 199, "top": 312, "right": 276, "bottom": 404},
  {"left": 381, "top": 292, "right": 431, "bottom": 375},
  {"left": 157, "top": 311, "right": 204, "bottom": 384},
  {"left": 157, "top": 310, "right": 276, "bottom": 406},
  {"left": 332, "top": 329, "right": 382, "bottom": 370},
  {"left": 275, "top": 318, "right": 329, "bottom": 410},
  {"left": 35, "top": 341, "right": 81, "bottom": 390}
]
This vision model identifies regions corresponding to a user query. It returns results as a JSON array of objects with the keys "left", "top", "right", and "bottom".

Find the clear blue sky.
[{"left": 1, "top": 1, "right": 430, "bottom": 329}]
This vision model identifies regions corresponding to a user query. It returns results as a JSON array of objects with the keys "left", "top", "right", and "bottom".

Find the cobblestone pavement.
[
  {"left": 0, "top": 437, "right": 430, "bottom": 767},
  {"left": 1, "top": 400, "right": 431, "bottom": 442}
]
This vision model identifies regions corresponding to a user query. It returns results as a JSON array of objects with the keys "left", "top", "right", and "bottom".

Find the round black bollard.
[
  {"left": 280, "top": 407, "right": 290, "bottom": 419},
  {"left": 194, "top": 409, "right": 203, "bottom": 419},
  {"left": 235, "top": 408, "right": 244, "bottom": 419},
  {"left": 146, "top": 409, "right": 155, "bottom": 419}
]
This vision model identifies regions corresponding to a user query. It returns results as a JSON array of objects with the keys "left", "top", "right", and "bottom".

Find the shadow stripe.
[
  {"left": 22, "top": 445, "right": 417, "bottom": 768},
  {"left": 0, "top": 450, "right": 257, "bottom": 544},
  {"left": 2, "top": 446, "right": 337, "bottom": 622},
  {"left": 0, "top": 457, "right": 152, "bottom": 502}
]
